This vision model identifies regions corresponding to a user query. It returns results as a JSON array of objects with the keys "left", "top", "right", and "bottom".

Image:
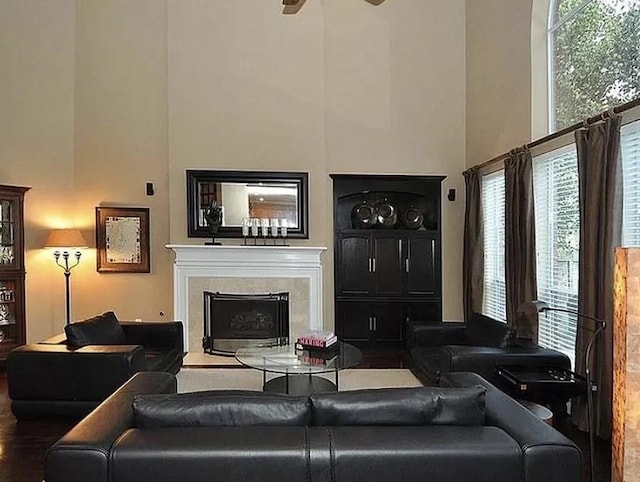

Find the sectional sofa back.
[{"left": 131, "top": 385, "right": 486, "bottom": 429}]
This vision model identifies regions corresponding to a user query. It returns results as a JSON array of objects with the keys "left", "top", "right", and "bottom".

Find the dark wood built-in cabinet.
[
  {"left": 0, "top": 185, "right": 30, "bottom": 363},
  {"left": 331, "top": 174, "right": 444, "bottom": 352}
]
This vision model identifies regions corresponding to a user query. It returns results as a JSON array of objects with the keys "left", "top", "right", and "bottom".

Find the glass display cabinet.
[{"left": 0, "top": 185, "right": 30, "bottom": 362}]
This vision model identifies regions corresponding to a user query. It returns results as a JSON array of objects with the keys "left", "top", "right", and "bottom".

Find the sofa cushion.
[
  {"left": 464, "top": 314, "right": 508, "bottom": 347},
  {"left": 133, "top": 390, "right": 311, "bottom": 428},
  {"left": 64, "top": 311, "right": 128, "bottom": 347},
  {"left": 310, "top": 386, "right": 486, "bottom": 426}
]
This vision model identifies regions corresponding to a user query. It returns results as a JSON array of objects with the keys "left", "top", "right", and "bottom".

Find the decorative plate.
[
  {"left": 402, "top": 206, "right": 424, "bottom": 230},
  {"left": 351, "top": 201, "right": 377, "bottom": 229},
  {"left": 375, "top": 200, "right": 398, "bottom": 228}
]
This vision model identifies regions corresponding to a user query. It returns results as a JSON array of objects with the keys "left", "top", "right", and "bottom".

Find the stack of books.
[
  {"left": 295, "top": 330, "right": 339, "bottom": 356},
  {"left": 297, "top": 352, "right": 338, "bottom": 366}
]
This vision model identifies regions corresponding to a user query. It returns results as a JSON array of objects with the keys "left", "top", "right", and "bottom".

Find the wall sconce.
[{"left": 44, "top": 229, "right": 88, "bottom": 326}]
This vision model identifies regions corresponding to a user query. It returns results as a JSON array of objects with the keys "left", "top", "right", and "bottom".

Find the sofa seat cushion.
[
  {"left": 310, "top": 386, "right": 486, "bottom": 426},
  {"left": 442, "top": 345, "right": 571, "bottom": 368},
  {"left": 133, "top": 390, "right": 311, "bottom": 428},
  {"left": 110, "top": 427, "right": 311, "bottom": 482},
  {"left": 64, "top": 311, "right": 128, "bottom": 347},
  {"left": 326, "top": 425, "right": 521, "bottom": 482}
]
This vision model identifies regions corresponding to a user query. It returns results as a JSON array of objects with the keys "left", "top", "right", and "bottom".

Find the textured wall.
[{"left": 612, "top": 247, "right": 640, "bottom": 482}]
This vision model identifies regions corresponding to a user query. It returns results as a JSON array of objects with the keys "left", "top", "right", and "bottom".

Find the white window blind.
[
  {"left": 622, "top": 119, "right": 640, "bottom": 246},
  {"left": 533, "top": 144, "right": 579, "bottom": 368},
  {"left": 481, "top": 170, "right": 506, "bottom": 322}
]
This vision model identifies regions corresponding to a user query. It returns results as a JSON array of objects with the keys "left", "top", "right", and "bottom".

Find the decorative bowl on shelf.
[
  {"left": 351, "top": 201, "right": 377, "bottom": 229},
  {"left": 402, "top": 206, "right": 424, "bottom": 230},
  {"left": 375, "top": 200, "right": 398, "bottom": 228}
]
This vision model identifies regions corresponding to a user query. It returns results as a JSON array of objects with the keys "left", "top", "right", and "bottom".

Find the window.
[
  {"left": 548, "top": 0, "right": 640, "bottom": 131},
  {"left": 481, "top": 170, "right": 506, "bottom": 322},
  {"left": 622, "top": 119, "right": 640, "bottom": 245},
  {"left": 533, "top": 144, "right": 580, "bottom": 367}
]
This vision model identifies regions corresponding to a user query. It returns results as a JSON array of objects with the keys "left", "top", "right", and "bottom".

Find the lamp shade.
[{"left": 44, "top": 229, "right": 88, "bottom": 249}]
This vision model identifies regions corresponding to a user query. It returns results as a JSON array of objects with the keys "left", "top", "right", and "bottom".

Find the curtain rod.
[{"left": 471, "top": 96, "right": 640, "bottom": 172}]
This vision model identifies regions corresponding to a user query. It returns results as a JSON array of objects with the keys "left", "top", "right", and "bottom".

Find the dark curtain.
[
  {"left": 504, "top": 148, "right": 538, "bottom": 340},
  {"left": 573, "top": 115, "right": 622, "bottom": 437},
  {"left": 463, "top": 167, "right": 484, "bottom": 321}
]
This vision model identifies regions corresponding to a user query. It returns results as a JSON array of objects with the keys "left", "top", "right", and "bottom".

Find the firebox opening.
[{"left": 203, "top": 291, "right": 289, "bottom": 356}]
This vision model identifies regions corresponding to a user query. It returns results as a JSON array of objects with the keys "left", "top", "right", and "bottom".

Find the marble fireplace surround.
[{"left": 166, "top": 245, "right": 326, "bottom": 352}]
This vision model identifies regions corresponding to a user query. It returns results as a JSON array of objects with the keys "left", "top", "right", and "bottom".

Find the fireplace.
[
  {"left": 203, "top": 291, "right": 289, "bottom": 355},
  {"left": 166, "top": 245, "right": 326, "bottom": 352}
]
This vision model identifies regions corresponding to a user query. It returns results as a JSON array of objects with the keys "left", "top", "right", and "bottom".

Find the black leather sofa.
[
  {"left": 7, "top": 311, "right": 184, "bottom": 419},
  {"left": 45, "top": 371, "right": 581, "bottom": 482},
  {"left": 408, "top": 313, "right": 571, "bottom": 385}
]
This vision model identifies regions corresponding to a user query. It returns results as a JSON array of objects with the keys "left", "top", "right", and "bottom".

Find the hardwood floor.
[
  {"left": 0, "top": 365, "right": 612, "bottom": 482},
  {"left": 0, "top": 370, "right": 75, "bottom": 482}
]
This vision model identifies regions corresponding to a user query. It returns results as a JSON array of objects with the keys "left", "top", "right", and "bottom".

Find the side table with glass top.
[{"left": 235, "top": 342, "right": 362, "bottom": 396}]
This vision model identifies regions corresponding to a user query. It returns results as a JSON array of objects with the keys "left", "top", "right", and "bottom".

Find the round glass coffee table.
[{"left": 235, "top": 342, "right": 362, "bottom": 396}]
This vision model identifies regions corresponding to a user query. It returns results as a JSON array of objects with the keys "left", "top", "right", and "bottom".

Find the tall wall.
[
  {"left": 2, "top": 0, "right": 474, "bottom": 342},
  {"left": 0, "top": 0, "right": 76, "bottom": 340},
  {"left": 465, "top": 0, "right": 533, "bottom": 166}
]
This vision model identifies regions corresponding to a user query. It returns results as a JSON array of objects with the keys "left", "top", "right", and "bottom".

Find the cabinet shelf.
[{"left": 331, "top": 175, "right": 444, "bottom": 352}]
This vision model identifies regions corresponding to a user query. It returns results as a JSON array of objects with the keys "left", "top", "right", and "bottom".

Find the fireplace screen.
[{"left": 203, "top": 291, "right": 289, "bottom": 355}]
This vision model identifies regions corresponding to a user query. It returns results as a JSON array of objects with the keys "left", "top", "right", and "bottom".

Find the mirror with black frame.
[{"left": 186, "top": 170, "right": 309, "bottom": 239}]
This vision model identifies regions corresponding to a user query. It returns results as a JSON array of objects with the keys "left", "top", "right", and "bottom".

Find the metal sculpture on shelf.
[{"left": 204, "top": 201, "right": 223, "bottom": 245}]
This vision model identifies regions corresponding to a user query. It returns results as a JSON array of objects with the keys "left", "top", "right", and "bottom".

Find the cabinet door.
[
  {"left": 0, "top": 185, "right": 28, "bottom": 361},
  {"left": 337, "top": 234, "right": 371, "bottom": 295},
  {"left": 0, "top": 196, "right": 23, "bottom": 271},
  {"left": 405, "top": 235, "right": 439, "bottom": 296},
  {"left": 371, "top": 303, "right": 404, "bottom": 343},
  {"left": 371, "top": 234, "right": 404, "bottom": 296},
  {"left": 0, "top": 276, "right": 25, "bottom": 358},
  {"left": 335, "top": 301, "right": 372, "bottom": 342}
]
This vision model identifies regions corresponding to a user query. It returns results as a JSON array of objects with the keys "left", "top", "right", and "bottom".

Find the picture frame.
[
  {"left": 95, "top": 206, "right": 150, "bottom": 273},
  {"left": 186, "top": 170, "right": 309, "bottom": 239}
]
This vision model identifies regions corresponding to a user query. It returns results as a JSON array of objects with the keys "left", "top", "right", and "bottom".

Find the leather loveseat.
[
  {"left": 408, "top": 313, "right": 571, "bottom": 387},
  {"left": 45, "top": 371, "right": 581, "bottom": 482},
  {"left": 7, "top": 311, "right": 184, "bottom": 419}
]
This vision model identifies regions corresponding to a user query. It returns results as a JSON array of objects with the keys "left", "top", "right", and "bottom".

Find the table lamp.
[{"left": 44, "top": 229, "right": 88, "bottom": 326}]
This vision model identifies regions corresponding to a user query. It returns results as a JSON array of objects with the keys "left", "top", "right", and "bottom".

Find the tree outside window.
[{"left": 550, "top": 0, "right": 640, "bottom": 130}]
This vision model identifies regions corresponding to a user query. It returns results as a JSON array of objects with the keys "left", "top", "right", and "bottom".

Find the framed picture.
[{"left": 95, "top": 206, "right": 150, "bottom": 273}]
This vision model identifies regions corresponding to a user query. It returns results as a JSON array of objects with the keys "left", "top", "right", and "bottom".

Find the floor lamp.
[
  {"left": 520, "top": 300, "right": 606, "bottom": 482},
  {"left": 44, "top": 229, "right": 88, "bottom": 326}
]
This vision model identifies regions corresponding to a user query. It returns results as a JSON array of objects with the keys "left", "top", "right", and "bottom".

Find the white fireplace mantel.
[{"left": 166, "top": 245, "right": 327, "bottom": 352}]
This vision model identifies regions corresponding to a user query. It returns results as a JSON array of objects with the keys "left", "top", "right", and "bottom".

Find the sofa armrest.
[
  {"left": 407, "top": 323, "right": 466, "bottom": 347},
  {"left": 121, "top": 321, "right": 184, "bottom": 353},
  {"left": 45, "top": 371, "right": 177, "bottom": 482},
  {"left": 7, "top": 344, "right": 147, "bottom": 402},
  {"left": 441, "top": 372, "right": 581, "bottom": 482}
]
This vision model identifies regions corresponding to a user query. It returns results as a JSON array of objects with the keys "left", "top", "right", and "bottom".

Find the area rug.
[{"left": 177, "top": 368, "right": 422, "bottom": 393}]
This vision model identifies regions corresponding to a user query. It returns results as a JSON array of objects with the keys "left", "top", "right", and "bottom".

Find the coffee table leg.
[{"left": 335, "top": 369, "right": 339, "bottom": 390}]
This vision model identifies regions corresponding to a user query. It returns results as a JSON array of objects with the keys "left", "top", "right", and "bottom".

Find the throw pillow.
[
  {"left": 310, "top": 385, "right": 486, "bottom": 426},
  {"left": 64, "top": 311, "right": 128, "bottom": 347},
  {"left": 133, "top": 390, "right": 312, "bottom": 428}
]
